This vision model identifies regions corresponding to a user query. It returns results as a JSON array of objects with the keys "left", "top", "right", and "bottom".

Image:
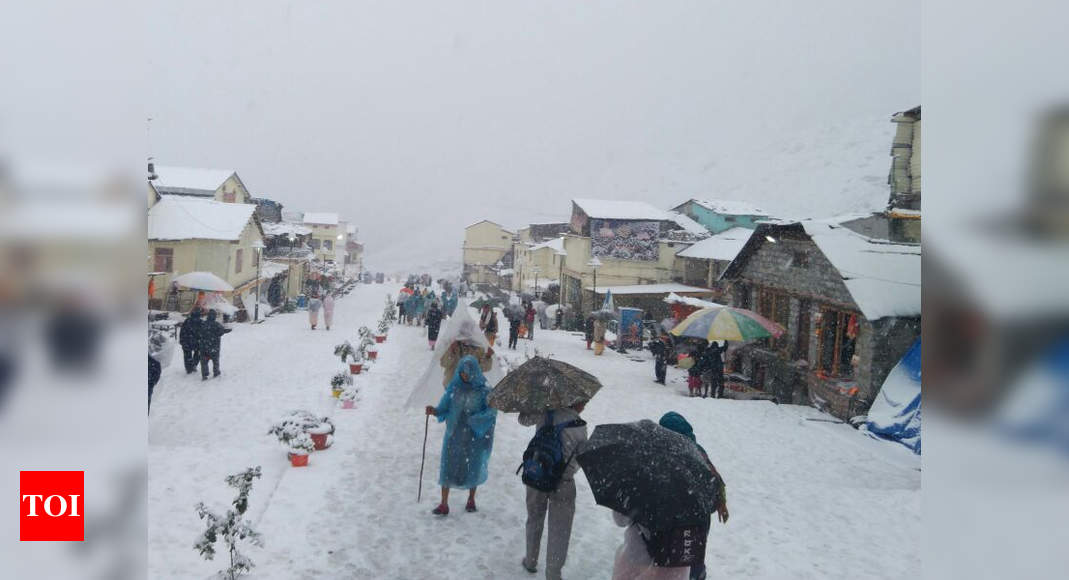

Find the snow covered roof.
[
  {"left": 153, "top": 166, "right": 235, "bottom": 194},
  {"left": 302, "top": 212, "right": 339, "bottom": 226},
  {"left": 261, "top": 221, "right": 312, "bottom": 237},
  {"left": 683, "top": 199, "right": 768, "bottom": 216},
  {"left": 530, "top": 236, "right": 567, "bottom": 256},
  {"left": 260, "top": 261, "right": 290, "bottom": 279},
  {"left": 573, "top": 199, "right": 669, "bottom": 221},
  {"left": 148, "top": 196, "right": 257, "bottom": 241},
  {"left": 583, "top": 283, "right": 714, "bottom": 295},
  {"left": 802, "top": 221, "right": 920, "bottom": 320},
  {"left": 676, "top": 227, "right": 753, "bottom": 261},
  {"left": 666, "top": 211, "right": 709, "bottom": 236},
  {"left": 663, "top": 293, "right": 723, "bottom": 309}
]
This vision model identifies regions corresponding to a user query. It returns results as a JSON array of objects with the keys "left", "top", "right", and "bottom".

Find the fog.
[{"left": 146, "top": 0, "right": 918, "bottom": 272}]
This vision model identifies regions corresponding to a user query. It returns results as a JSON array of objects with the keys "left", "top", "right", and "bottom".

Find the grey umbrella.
[{"left": 487, "top": 356, "right": 603, "bottom": 413}]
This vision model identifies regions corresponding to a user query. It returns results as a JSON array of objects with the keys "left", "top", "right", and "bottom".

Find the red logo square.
[{"left": 19, "top": 471, "right": 84, "bottom": 541}]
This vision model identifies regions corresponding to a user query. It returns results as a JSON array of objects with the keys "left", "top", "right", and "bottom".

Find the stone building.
[{"left": 720, "top": 219, "right": 920, "bottom": 420}]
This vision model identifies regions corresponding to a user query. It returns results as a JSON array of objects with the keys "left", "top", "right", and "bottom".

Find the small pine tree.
[{"left": 194, "top": 467, "right": 263, "bottom": 580}]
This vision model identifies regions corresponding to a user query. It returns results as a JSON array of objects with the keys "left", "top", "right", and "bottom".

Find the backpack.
[
  {"left": 516, "top": 411, "right": 585, "bottom": 492},
  {"left": 641, "top": 522, "right": 708, "bottom": 568}
]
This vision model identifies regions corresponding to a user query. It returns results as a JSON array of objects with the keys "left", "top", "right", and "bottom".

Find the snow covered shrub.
[
  {"left": 383, "top": 295, "right": 397, "bottom": 323},
  {"left": 340, "top": 386, "right": 359, "bottom": 402},
  {"left": 194, "top": 466, "right": 263, "bottom": 580},
  {"left": 268, "top": 411, "right": 333, "bottom": 453},
  {"left": 377, "top": 317, "right": 390, "bottom": 335},
  {"left": 331, "top": 371, "right": 353, "bottom": 389},
  {"left": 334, "top": 341, "right": 358, "bottom": 363}
]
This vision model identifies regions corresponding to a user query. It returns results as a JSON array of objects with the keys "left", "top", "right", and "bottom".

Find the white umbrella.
[{"left": 172, "top": 271, "right": 234, "bottom": 292}]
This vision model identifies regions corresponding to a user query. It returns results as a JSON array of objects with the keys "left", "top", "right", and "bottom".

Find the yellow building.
[
  {"left": 302, "top": 212, "right": 342, "bottom": 264},
  {"left": 148, "top": 195, "right": 265, "bottom": 314},
  {"left": 462, "top": 220, "right": 515, "bottom": 285},
  {"left": 152, "top": 165, "right": 253, "bottom": 203},
  {"left": 513, "top": 236, "right": 567, "bottom": 296}
]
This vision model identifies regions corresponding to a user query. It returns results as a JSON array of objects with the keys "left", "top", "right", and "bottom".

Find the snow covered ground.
[{"left": 149, "top": 284, "right": 920, "bottom": 579}]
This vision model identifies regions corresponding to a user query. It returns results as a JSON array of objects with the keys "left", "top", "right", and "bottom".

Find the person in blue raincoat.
[
  {"left": 410, "top": 290, "right": 426, "bottom": 326},
  {"left": 425, "top": 355, "right": 497, "bottom": 516},
  {"left": 444, "top": 290, "right": 458, "bottom": 317}
]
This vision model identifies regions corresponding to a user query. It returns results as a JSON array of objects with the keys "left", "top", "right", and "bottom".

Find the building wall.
[
  {"left": 306, "top": 223, "right": 340, "bottom": 263},
  {"left": 149, "top": 221, "right": 263, "bottom": 304},
  {"left": 558, "top": 235, "right": 684, "bottom": 312},
  {"left": 514, "top": 245, "right": 564, "bottom": 293},
  {"left": 677, "top": 201, "right": 764, "bottom": 234},
  {"left": 213, "top": 175, "right": 251, "bottom": 204},
  {"left": 462, "top": 221, "right": 514, "bottom": 283},
  {"left": 733, "top": 236, "right": 855, "bottom": 308},
  {"left": 890, "top": 114, "right": 921, "bottom": 210}
]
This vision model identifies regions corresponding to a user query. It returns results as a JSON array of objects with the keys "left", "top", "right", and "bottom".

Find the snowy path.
[{"left": 149, "top": 286, "right": 920, "bottom": 579}]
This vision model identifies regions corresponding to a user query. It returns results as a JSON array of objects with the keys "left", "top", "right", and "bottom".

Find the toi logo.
[{"left": 19, "top": 471, "right": 84, "bottom": 541}]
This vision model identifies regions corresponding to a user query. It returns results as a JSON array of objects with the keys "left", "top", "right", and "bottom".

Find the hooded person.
[
  {"left": 179, "top": 308, "right": 203, "bottom": 374},
  {"left": 405, "top": 302, "right": 502, "bottom": 409},
  {"left": 425, "top": 301, "right": 444, "bottom": 350},
  {"left": 322, "top": 292, "right": 336, "bottom": 331},
  {"left": 657, "top": 412, "right": 729, "bottom": 580},
  {"left": 424, "top": 355, "right": 498, "bottom": 515},
  {"left": 307, "top": 292, "right": 323, "bottom": 330},
  {"left": 197, "top": 310, "right": 232, "bottom": 380}
]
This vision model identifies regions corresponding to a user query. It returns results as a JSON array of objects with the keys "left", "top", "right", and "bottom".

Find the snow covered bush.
[
  {"left": 194, "top": 466, "right": 263, "bottom": 580},
  {"left": 339, "top": 386, "right": 359, "bottom": 402},
  {"left": 377, "top": 317, "right": 390, "bottom": 335},
  {"left": 268, "top": 411, "right": 333, "bottom": 454},
  {"left": 334, "top": 341, "right": 358, "bottom": 363},
  {"left": 330, "top": 371, "right": 353, "bottom": 389},
  {"left": 383, "top": 295, "right": 396, "bottom": 323}
]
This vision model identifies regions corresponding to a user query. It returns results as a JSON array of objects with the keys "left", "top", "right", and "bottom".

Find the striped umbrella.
[{"left": 670, "top": 306, "right": 784, "bottom": 342}]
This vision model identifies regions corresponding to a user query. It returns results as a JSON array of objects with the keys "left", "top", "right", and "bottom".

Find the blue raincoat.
[
  {"left": 410, "top": 293, "right": 425, "bottom": 317},
  {"left": 434, "top": 355, "right": 497, "bottom": 489},
  {"left": 444, "top": 291, "right": 459, "bottom": 316}
]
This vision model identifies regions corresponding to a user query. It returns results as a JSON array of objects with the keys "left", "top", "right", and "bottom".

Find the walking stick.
[{"left": 418, "top": 414, "right": 430, "bottom": 502}]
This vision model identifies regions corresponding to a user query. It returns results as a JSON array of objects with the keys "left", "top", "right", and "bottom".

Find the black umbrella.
[
  {"left": 576, "top": 420, "right": 719, "bottom": 531},
  {"left": 487, "top": 356, "right": 602, "bottom": 413}
]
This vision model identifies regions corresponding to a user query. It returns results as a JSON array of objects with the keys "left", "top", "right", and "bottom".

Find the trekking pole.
[{"left": 418, "top": 414, "right": 430, "bottom": 502}]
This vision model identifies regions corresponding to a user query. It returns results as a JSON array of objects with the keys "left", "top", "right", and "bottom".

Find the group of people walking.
[
  {"left": 306, "top": 290, "right": 336, "bottom": 331},
  {"left": 506, "top": 301, "right": 538, "bottom": 349},
  {"left": 177, "top": 307, "right": 232, "bottom": 380},
  {"left": 399, "top": 285, "right": 459, "bottom": 329},
  {"left": 422, "top": 348, "right": 729, "bottom": 580}
]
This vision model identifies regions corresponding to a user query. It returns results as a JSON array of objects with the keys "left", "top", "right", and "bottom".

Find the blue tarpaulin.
[{"left": 864, "top": 339, "right": 921, "bottom": 453}]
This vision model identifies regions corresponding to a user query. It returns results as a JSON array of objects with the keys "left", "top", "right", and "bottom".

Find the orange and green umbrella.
[{"left": 670, "top": 306, "right": 784, "bottom": 342}]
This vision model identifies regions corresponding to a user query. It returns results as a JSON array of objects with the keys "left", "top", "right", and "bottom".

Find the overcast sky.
[{"left": 145, "top": 0, "right": 919, "bottom": 272}]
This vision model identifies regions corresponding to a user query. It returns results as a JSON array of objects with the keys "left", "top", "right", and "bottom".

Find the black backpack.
[
  {"left": 516, "top": 411, "right": 585, "bottom": 492},
  {"left": 641, "top": 521, "right": 708, "bottom": 568}
]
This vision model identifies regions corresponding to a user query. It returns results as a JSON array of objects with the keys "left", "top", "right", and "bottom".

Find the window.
[
  {"left": 757, "top": 287, "right": 791, "bottom": 350},
  {"left": 323, "top": 239, "right": 333, "bottom": 251},
  {"left": 153, "top": 247, "right": 173, "bottom": 273},
  {"left": 235, "top": 249, "right": 244, "bottom": 274},
  {"left": 310, "top": 239, "right": 321, "bottom": 250},
  {"left": 724, "top": 216, "right": 737, "bottom": 223},
  {"left": 817, "top": 308, "right": 858, "bottom": 378},
  {"left": 223, "top": 191, "right": 235, "bottom": 203}
]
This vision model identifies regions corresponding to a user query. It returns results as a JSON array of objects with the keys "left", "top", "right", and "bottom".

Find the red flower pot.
[
  {"left": 288, "top": 453, "right": 309, "bottom": 467},
  {"left": 368, "top": 350, "right": 378, "bottom": 360},
  {"left": 310, "top": 432, "right": 330, "bottom": 450},
  {"left": 375, "top": 335, "right": 386, "bottom": 343},
  {"left": 341, "top": 399, "right": 355, "bottom": 409},
  {"left": 349, "top": 363, "right": 363, "bottom": 374}
]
